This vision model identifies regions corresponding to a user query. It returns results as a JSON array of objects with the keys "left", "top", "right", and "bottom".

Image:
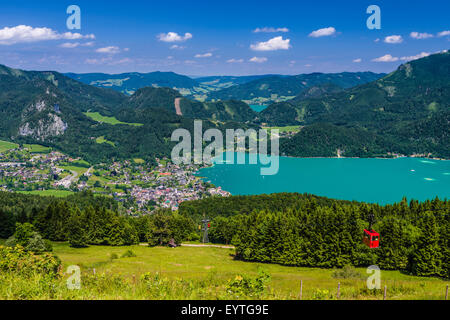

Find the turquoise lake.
[
  {"left": 249, "top": 105, "right": 268, "bottom": 112},
  {"left": 196, "top": 153, "right": 450, "bottom": 204}
]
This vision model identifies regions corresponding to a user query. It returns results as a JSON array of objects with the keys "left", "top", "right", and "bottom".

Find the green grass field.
[
  {"left": 24, "top": 144, "right": 51, "bottom": 154},
  {"left": 264, "top": 125, "right": 302, "bottom": 133},
  {"left": 59, "top": 165, "right": 89, "bottom": 176},
  {"left": 95, "top": 136, "right": 115, "bottom": 147},
  {"left": 84, "top": 112, "right": 143, "bottom": 127},
  {"left": 44, "top": 242, "right": 448, "bottom": 300},
  {"left": 133, "top": 158, "right": 145, "bottom": 164},
  {"left": 17, "top": 190, "right": 75, "bottom": 197},
  {"left": 0, "top": 140, "right": 19, "bottom": 153}
]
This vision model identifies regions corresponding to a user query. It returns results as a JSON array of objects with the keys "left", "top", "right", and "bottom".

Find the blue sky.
[{"left": 0, "top": 0, "right": 449, "bottom": 76}]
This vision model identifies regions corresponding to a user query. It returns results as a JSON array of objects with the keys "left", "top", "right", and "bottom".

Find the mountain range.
[
  {"left": 0, "top": 50, "right": 448, "bottom": 163},
  {"left": 276, "top": 51, "right": 450, "bottom": 158},
  {"left": 65, "top": 70, "right": 384, "bottom": 105}
]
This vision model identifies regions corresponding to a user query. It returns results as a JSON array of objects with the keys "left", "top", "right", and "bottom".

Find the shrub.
[
  {"left": 110, "top": 253, "right": 119, "bottom": 260},
  {"left": 121, "top": 250, "right": 137, "bottom": 258},
  {"left": 5, "top": 223, "right": 52, "bottom": 253},
  {"left": 332, "top": 265, "right": 363, "bottom": 279},
  {"left": 226, "top": 269, "right": 271, "bottom": 298},
  {"left": 26, "top": 233, "right": 53, "bottom": 253},
  {"left": 0, "top": 245, "right": 61, "bottom": 277}
]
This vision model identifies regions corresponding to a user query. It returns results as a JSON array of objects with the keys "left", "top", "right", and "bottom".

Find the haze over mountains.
[
  {"left": 0, "top": 50, "right": 448, "bottom": 163},
  {"left": 65, "top": 70, "right": 384, "bottom": 105}
]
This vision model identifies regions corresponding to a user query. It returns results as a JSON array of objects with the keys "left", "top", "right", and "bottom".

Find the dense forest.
[
  {"left": 0, "top": 191, "right": 197, "bottom": 247},
  {"left": 266, "top": 51, "right": 450, "bottom": 159},
  {"left": 1, "top": 191, "right": 448, "bottom": 277},
  {"left": 181, "top": 193, "right": 449, "bottom": 277}
]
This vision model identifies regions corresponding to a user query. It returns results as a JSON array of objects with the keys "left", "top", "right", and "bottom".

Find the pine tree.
[
  {"left": 411, "top": 212, "right": 442, "bottom": 276},
  {"left": 67, "top": 209, "right": 89, "bottom": 248}
]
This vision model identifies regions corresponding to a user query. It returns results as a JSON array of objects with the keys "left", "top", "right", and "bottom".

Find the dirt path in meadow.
[
  {"left": 174, "top": 97, "right": 183, "bottom": 116},
  {"left": 139, "top": 243, "right": 234, "bottom": 249},
  {"left": 181, "top": 244, "right": 235, "bottom": 249}
]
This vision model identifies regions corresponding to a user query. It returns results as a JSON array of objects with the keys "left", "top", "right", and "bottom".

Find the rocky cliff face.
[{"left": 18, "top": 99, "right": 68, "bottom": 141}]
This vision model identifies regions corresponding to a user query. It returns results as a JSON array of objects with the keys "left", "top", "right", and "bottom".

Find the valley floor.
[{"left": 1, "top": 240, "right": 447, "bottom": 300}]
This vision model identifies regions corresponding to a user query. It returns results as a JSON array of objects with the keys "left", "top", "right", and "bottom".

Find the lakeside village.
[{"left": 0, "top": 145, "right": 230, "bottom": 214}]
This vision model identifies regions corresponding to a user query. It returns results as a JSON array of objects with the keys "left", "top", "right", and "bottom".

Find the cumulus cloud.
[
  {"left": 0, "top": 25, "right": 95, "bottom": 45},
  {"left": 170, "top": 44, "right": 185, "bottom": 50},
  {"left": 249, "top": 57, "right": 267, "bottom": 63},
  {"left": 60, "top": 42, "right": 80, "bottom": 48},
  {"left": 60, "top": 41, "right": 95, "bottom": 48},
  {"left": 373, "top": 51, "right": 433, "bottom": 63},
  {"left": 158, "top": 32, "right": 192, "bottom": 42},
  {"left": 372, "top": 54, "right": 399, "bottom": 62},
  {"left": 353, "top": 58, "right": 362, "bottom": 63},
  {"left": 410, "top": 32, "right": 434, "bottom": 39},
  {"left": 195, "top": 53, "right": 213, "bottom": 58},
  {"left": 253, "top": 27, "right": 289, "bottom": 33},
  {"left": 400, "top": 52, "right": 430, "bottom": 61},
  {"left": 227, "top": 58, "right": 244, "bottom": 63},
  {"left": 96, "top": 46, "right": 121, "bottom": 54},
  {"left": 308, "top": 27, "right": 336, "bottom": 38},
  {"left": 437, "top": 30, "right": 450, "bottom": 37},
  {"left": 250, "top": 36, "right": 291, "bottom": 51},
  {"left": 384, "top": 35, "right": 403, "bottom": 44}
]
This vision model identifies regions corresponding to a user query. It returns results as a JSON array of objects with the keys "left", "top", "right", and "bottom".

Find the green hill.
[
  {"left": 117, "top": 87, "right": 257, "bottom": 123},
  {"left": 206, "top": 72, "right": 384, "bottom": 104},
  {"left": 273, "top": 51, "right": 450, "bottom": 158},
  {"left": 65, "top": 71, "right": 200, "bottom": 96}
]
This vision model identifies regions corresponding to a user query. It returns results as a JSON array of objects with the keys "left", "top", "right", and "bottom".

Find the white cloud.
[
  {"left": 60, "top": 41, "right": 95, "bottom": 48},
  {"left": 353, "top": 58, "right": 362, "bottom": 63},
  {"left": 372, "top": 54, "right": 399, "bottom": 62},
  {"left": 0, "top": 25, "right": 95, "bottom": 45},
  {"left": 96, "top": 46, "right": 121, "bottom": 54},
  {"left": 250, "top": 36, "right": 291, "bottom": 51},
  {"left": 82, "top": 41, "right": 95, "bottom": 47},
  {"left": 437, "top": 30, "right": 450, "bottom": 37},
  {"left": 384, "top": 35, "right": 403, "bottom": 44},
  {"left": 249, "top": 57, "right": 267, "bottom": 63},
  {"left": 85, "top": 57, "right": 132, "bottom": 65},
  {"left": 374, "top": 38, "right": 380, "bottom": 43},
  {"left": 60, "top": 42, "right": 80, "bottom": 48},
  {"left": 195, "top": 53, "right": 213, "bottom": 58},
  {"left": 227, "top": 58, "right": 244, "bottom": 63},
  {"left": 304, "top": 64, "right": 313, "bottom": 67},
  {"left": 400, "top": 52, "right": 430, "bottom": 61},
  {"left": 410, "top": 32, "right": 434, "bottom": 39},
  {"left": 308, "top": 27, "right": 336, "bottom": 38},
  {"left": 253, "top": 27, "right": 289, "bottom": 33},
  {"left": 158, "top": 32, "right": 192, "bottom": 42},
  {"left": 170, "top": 44, "right": 185, "bottom": 50}
]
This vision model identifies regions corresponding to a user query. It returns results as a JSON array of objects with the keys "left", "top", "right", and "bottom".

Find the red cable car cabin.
[{"left": 363, "top": 229, "right": 380, "bottom": 248}]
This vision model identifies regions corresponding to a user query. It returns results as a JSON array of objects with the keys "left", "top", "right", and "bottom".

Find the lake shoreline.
[{"left": 195, "top": 153, "right": 450, "bottom": 204}]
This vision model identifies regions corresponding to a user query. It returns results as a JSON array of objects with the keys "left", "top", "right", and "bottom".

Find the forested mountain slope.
[
  {"left": 272, "top": 51, "right": 450, "bottom": 158},
  {"left": 207, "top": 72, "right": 384, "bottom": 103}
]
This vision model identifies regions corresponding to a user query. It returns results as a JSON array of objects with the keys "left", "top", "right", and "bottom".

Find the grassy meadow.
[
  {"left": 16, "top": 190, "right": 75, "bottom": 197},
  {"left": 84, "top": 112, "right": 143, "bottom": 127},
  {"left": 1, "top": 241, "right": 446, "bottom": 300},
  {"left": 0, "top": 140, "right": 19, "bottom": 153}
]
